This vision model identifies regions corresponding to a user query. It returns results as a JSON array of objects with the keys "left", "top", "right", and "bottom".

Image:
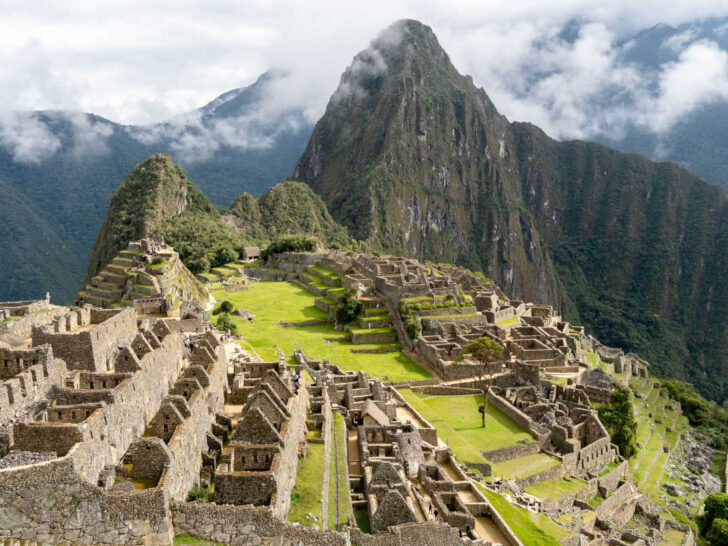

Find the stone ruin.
[{"left": 0, "top": 304, "right": 230, "bottom": 544}]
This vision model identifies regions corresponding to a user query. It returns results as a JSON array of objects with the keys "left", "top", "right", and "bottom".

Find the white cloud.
[
  {"left": 0, "top": 112, "right": 61, "bottom": 163},
  {"left": 644, "top": 40, "right": 728, "bottom": 132},
  {"left": 1, "top": 0, "right": 728, "bottom": 149}
]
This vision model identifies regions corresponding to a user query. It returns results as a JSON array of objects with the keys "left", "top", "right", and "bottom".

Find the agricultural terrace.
[
  {"left": 628, "top": 375, "right": 695, "bottom": 523},
  {"left": 211, "top": 281, "right": 431, "bottom": 381},
  {"left": 398, "top": 390, "right": 559, "bottom": 479}
]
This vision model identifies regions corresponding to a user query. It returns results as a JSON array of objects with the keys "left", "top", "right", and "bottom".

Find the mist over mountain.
[
  {"left": 0, "top": 72, "right": 312, "bottom": 304},
  {"left": 295, "top": 19, "right": 728, "bottom": 402}
]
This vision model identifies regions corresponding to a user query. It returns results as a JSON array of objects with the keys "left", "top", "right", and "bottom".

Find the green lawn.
[
  {"left": 328, "top": 412, "right": 350, "bottom": 530},
  {"left": 212, "top": 282, "right": 430, "bottom": 381},
  {"left": 524, "top": 476, "right": 586, "bottom": 500},
  {"left": 288, "top": 442, "right": 325, "bottom": 527},
  {"left": 398, "top": 390, "right": 534, "bottom": 463},
  {"left": 474, "top": 483, "right": 570, "bottom": 545}
]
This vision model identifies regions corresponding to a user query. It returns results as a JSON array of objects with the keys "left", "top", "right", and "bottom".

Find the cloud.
[
  {"left": 1, "top": 0, "right": 728, "bottom": 153},
  {"left": 0, "top": 112, "right": 61, "bottom": 163},
  {"left": 644, "top": 40, "right": 728, "bottom": 132},
  {"left": 66, "top": 113, "right": 114, "bottom": 158},
  {"left": 127, "top": 80, "right": 310, "bottom": 163},
  {"left": 331, "top": 25, "right": 399, "bottom": 104}
]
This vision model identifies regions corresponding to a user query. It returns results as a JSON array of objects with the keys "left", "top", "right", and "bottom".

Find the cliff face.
[
  {"left": 294, "top": 20, "right": 728, "bottom": 401},
  {"left": 295, "top": 20, "right": 562, "bottom": 303}
]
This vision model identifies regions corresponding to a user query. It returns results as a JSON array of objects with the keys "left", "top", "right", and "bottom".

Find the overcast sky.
[{"left": 2, "top": 0, "right": 728, "bottom": 141}]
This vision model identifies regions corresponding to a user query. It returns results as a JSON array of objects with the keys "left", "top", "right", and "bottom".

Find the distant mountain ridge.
[
  {"left": 294, "top": 19, "right": 728, "bottom": 402},
  {"left": 0, "top": 72, "right": 313, "bottom": 304}
]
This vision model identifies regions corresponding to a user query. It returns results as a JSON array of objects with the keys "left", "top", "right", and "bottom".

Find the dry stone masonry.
[{"left": 0, "top": 245, "right": 697, "bottom": 545}]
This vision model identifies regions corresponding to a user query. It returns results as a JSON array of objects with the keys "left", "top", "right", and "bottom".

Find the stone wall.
[
  {"left": 320, "top": 386, "right": 334, "bottom": 529},
  {"left": 172, "top": 502, "right": 348, "bottom": 545},
  {"left": 598, "top": 460, "right": 628, "bottom": 495},
  {"left": 0, "top": 445, "right": 172, "bottom": 544},
  {"left": 390, "top": 388, "right": 438, "bottom": 446},
  {"left": 486, "top": 389, "right": 549, "bottom": 441},
  {"left": 0, "top": 323, "right": 187, "bottom": 543},
  {"left": 515, "top": 463, "right": 564, "bottom": 488},
  {"left": 410, "top": 385, "right": 481, "bottom": 396},
  {"left": 481, "top": 441, "right": 540, "bottom": 463},
  {"left": 272, "top": 380, "right": 309, "bottom": 518},
  {"left": 0, "top": 345, "right": 67, "bottom": 424},
  {"left": 0, "top": 306, "right": 68, "bottom": 345},
  {"left": 32, "top": 307, "right": 137, "bottom": 372}
]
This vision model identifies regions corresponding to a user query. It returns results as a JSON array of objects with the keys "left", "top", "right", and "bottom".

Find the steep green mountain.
[
  {"left": 294, "top": 19, "right": 728, "bottom": 402},
  {"left": 85, "top": 154, "right": 254, "bottom": 281},
  {"left": 251, "top": 181, "right": 350, "bottom": 247},
  {"left": 0, "top": 71, "right": 312, "bottom": 304},
  {"left": 87, "top": 156, "right": 350, "bottom": 284},
  {"left": 224, "top": 182, "right": 352, "bottom": 247}
]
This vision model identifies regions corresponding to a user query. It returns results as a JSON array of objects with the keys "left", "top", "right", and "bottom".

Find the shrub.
[
  {"left": 703, "top": 494, "right": 728, "bottom": 534},
  {"left": 187, "top": 486, "right": 209, "bottom": 502},
  {"left": 596, "top": 386, "right": 637, "bottom": 458},
  {"left": 188, "top": 255, "right": 211, "bottom": 274},
  {"left": 216, "top": 313, "right": 238, "bottom": 335},
  {"left": 404, "top": 315, "right": 422, "bottom": 339},
  {"left": 707, "top": 518, "right": 728, "bottom": 545},
  {"left": 213, "top": 247, "right": 238, "bottom": 267},
  {"left": 335, "top": 291, "right": 362, "bottom": 325},
  {"left": 219, "top": 300, "right": 233, "bottom": 314},
  {"left": 150, "top": 256, "right": 165, "bottom": 266}
]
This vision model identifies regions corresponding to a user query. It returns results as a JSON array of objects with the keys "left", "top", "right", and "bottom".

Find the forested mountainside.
[
  {"left": 0, "top": 72, "right": 311, "bottom": 304},
  {"left": 294, "top": 19, "right": 728, "bottom": 402},
  {"left": 86, "top": 155, "right": 349, "bottom": 284}
]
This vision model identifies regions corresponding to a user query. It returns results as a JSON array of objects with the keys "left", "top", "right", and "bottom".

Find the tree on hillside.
[
  {"left": 700, "top": 493, "right": 728, "bottom": 535},
  {"left": 596, "top": 386, "right": 637, "bottom": 458},
  {"left": 456, "top": 337, "right": 505, "bottom": 427}
]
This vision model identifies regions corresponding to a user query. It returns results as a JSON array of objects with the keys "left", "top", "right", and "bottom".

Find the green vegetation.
[
  {"left": 596, "top": 386, "right": 637, "bottom": 458},
  {"left": 173, "top": 534, "right": 222, "bottom": 545},
  {"left": 212, "top": 281, "right": 429, "bottom": 381},
  {"left": 354, "top": 508, "right": 371, "bottom": 533},
  {"left": 456, "top": 336, "right": 505, "bottom": 426},
  {"left": 85, "top": 154, "right": 255, "bottom": 282},
  {"left": 261, "top": 235, "right": 318, "bottom": 260},
  {"left": 399, "top": 390, "right": 533, "bottom": 462},
  {"left": 215, "top": 313, "right": 238, "bottom": 335},
  {"left": 492, "top": 453, "right": 560, "bottom": 480},
  {"left": 662, "top": 379, "right": 728, "bottom": 449},
  {"left": 524, "top": 477, "right": 586, "bottom": 500},
  {"left": 496, "top": 316, "right": 519, "bottom": 327},
  {"left": 186, "top": 485, "right": 210, "bottom": 502},
  {"left": 702, "top": 494, "right": 728, "bottom": 544},
  {"left": 474, "top": 482, "right": 570, "bottom": 546},
  {"left": 328, "top": 412, "right": 350, "bottom": 530},
  {"left": 335, "top": 290, "right": 362, "bottom": 324},
  {"left": 288, "top": 442, "right": 325, "bottom": 526}
]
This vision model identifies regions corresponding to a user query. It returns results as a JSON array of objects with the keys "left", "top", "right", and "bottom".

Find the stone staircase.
[
  {"left": 77, "top": 250, "right": 160, "bottom": 308},
  {"left": 77, "top": 251, "right": 137, "bottom": 308}
]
